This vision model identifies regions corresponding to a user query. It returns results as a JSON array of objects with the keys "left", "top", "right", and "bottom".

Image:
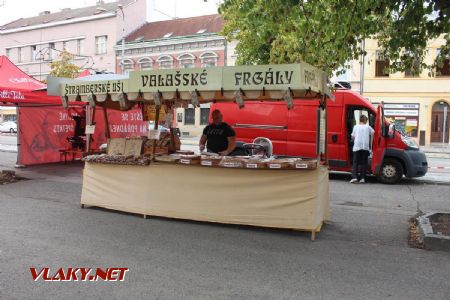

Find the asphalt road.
[
  {"left": 0, "top": 133, "right": 16, "bottom": 145},
  {"left": 1, "top": 133, "right": 449, "bottom": 182},
  {"left": 0, "top": 152, "right": 449, "bottom": 299}
]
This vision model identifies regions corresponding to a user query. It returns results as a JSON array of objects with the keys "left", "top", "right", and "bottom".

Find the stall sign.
[
  {"left": 61, "top": 80, "right": 128, "bottom": 96},
  {"left": 222, "top": 64, "right": 322, "bottom": 92},
  {"left": 130, "top": 64, "right": 328, "bottom": 95},
  {"left": 130, "top": 67, "right": 222, "bottom": 92}
]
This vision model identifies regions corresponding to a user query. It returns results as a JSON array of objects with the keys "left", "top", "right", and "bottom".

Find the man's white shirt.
[{"left": 352, "top": 124, "right": 375, "bottom": 152}]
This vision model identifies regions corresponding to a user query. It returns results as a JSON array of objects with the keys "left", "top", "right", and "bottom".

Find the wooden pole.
[
  {"left": 102, "top": 105, "right": 110, "bottom": 140},
  {"left": 86, "top": 106, "right": 96, "bottom": 153},
  {"left": 152, "top": 104, "right": 160, "bottom": 159}
]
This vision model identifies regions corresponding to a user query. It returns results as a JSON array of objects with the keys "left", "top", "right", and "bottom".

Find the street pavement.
[
  {"left": 0, "top": 150, "right": 449, "bottom": 299},
  {"left": 1, "top": 133, "right": 450, "bottom": 183}
]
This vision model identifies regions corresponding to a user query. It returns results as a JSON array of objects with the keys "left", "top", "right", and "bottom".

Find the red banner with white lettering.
[
  {"left": 90, "top": 107, "right": 148, "bottom": 150},
  {"left": 17, "top": 106, "right": 149, "bottom": 165}
]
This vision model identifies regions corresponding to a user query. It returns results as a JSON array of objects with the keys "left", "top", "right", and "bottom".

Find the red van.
[{"left": 210, "top": 88, "right": 428, "bottom": 183}]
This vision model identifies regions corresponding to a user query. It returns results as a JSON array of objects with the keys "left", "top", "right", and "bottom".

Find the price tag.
[
  {"left": 85, "top": 124, "right": 95, "bottom": 134},
  {"left": 201, "top": 160, "right": 212, "bottom": 166},
  {"left": 269, "top": 163, "right": 281, "bottom": 169},
  {"left": 296, "top": 163, "right": 308, "bottom": 169},
  {"left": 246, "top": 163, "right": 258, "bottom": 169}
]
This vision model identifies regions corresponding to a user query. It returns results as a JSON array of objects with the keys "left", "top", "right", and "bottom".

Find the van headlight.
[{"left": 402, "top": 136, "right": 419, "bottom": 149}]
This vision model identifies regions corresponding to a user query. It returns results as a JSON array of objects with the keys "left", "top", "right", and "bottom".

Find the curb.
[
  {"left": 0, "top": 148, "right": 17, "bottom": 153},
  {"left": 424, "top": 153, "right": 450, "bottom": 159},
  {"left": 417, "top": 213, "right": 450, "bottom": 252},
  {"left": 405, "top": 179, "right": 450, "bottom": 186}
]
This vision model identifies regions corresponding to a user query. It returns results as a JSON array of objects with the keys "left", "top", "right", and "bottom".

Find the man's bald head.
[{"left": 211, "top": 109, "right": 223, "bottom": 125}]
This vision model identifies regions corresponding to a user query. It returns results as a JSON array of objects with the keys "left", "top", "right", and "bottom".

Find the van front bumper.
[{"left": 404, "top": 149, "right": 428, "bottom": 178}]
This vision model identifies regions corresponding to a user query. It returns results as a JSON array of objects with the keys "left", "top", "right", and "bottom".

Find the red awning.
[{"left": 0, "top": 55, "right": 61, "bottom": 106}]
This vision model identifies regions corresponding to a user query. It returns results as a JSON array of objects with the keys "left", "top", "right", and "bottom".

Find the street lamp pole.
[{"left": 118, "top": 4, "right": 125, "bottom": 73}]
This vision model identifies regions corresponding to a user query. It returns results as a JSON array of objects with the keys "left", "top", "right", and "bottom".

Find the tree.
[
  {"left": 49, "top": 49, "right": 80, "bottom": 78},
  {"left": 219, "top": 0, "right": 450, "bottom": 75}
]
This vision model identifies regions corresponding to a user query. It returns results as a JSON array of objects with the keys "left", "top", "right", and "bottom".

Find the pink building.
[
  {"left": 0, "top": 0, "right": 146, "bottom": 81},
  {"left": 115, "top": 14, "right": 237, "bottom": 136},
  {"left": 115, "top": 14, "right": 237, "bottom": 72}
]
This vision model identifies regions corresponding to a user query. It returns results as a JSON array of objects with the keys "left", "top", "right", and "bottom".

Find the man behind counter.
[{"left": 199, "top": 109, "right": 236, "bottom": 156}]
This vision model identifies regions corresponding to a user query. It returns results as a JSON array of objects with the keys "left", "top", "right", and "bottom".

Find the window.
[
  {"left": 62, "top": 41, "right": 68, "bottom": 51},
  {"left": 436, "top": 49, "right": 450, "bottom": 76},
  {"left": 184, "top": 108, "right": 195, "bottom": 125},
  {"left": 47, "top": 42, "right": 55, "bottom": 60},
  {"left": 121, "top": 59, "right": 134, "bottom": 74},
  {"left": 178, "top": 53, "right": 195, "bottom": 68},
  {"left": 137, "top": 58, "right": 153, "bottom": 70},
  {"left": 200, "top": 108, "right": 210, "bottom": 125},
  {"left": 6, "top": 48, "right": 11, "bottom": 58},
  {"left": 77, "top": 39, "right": 83, "bottom": 55},
  {"left": 200, "top": 51, "right": 218, "bottom": 67},
  {"left": 95, "top": 35, "right": 107, "bottom": 55},
  {"left": 375, "top": 50, "right": 389, "bottom": 77},
  {"left": 157, "top": 55, "right": 173, "bottom": 69},
  {"left": 177, "top": 113, "right": 183, "bottom": 123},
  {"left": 404, "top": 53, "right": 420, "bottom": 77},
  {"left": 18, "top": 47, "right": 23, "bottom": 63},
  {"left": 31, "top": 45, "right": 37, "bottom": 61}
]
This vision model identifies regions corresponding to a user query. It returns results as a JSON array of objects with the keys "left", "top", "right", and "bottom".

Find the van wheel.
[
  {"left": 377, "top": 158, "right": 403, "bottom": 184},
  {"left": 10, "top": 128, "right": 14, "bottom": 133}
]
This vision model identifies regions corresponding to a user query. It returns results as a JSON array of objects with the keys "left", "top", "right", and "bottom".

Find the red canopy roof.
[{"left": 0, "top": 55, "right": 61, "bottom": 106}]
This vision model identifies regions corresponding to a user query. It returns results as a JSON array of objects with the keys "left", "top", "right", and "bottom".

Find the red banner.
[
  {"left": 90, "top": 107, "right": 148, "bottom": 148},
  {"left": 18, "top": 106, "right": 150, "bottom": 165}
]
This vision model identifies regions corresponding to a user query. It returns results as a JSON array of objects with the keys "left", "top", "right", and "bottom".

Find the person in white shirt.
[{"left": 350, "top": 115, "right": 375, "bottom": 183}]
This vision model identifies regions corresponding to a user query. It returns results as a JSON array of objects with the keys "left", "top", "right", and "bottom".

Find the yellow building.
[{"left": 363, "top": 36, "right": 450, "bottom": 146}]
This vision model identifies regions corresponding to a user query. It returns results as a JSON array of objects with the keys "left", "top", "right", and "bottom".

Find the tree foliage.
[
  {"left": 219, "top": 0, "right": 450, "bottom": 75},
  {"left": 49, "top": 49, "right": 80, "bottom": 78}
]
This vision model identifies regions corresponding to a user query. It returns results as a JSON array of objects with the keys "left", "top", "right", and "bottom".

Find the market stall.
[{"left": 55, "top": 63, "right": 332, "bottom": 240}]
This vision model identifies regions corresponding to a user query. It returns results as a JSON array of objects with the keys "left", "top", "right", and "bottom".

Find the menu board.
[
  {"left": 124, "top": 138, "right": 144, "bottom": 156},
  {"left": 107, "top": 138, "right": 126, "bottom": 155}
]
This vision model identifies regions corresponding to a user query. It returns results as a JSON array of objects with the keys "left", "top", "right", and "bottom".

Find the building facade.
[
  {"left": 116, "top": 14, "right": 236, "bottom": 137},
  {"left": 334, "top": 36, "right": 450, "bottom": 146},
  {"left": 362, "top": 37, "right": 450, "bottom": 146},
  {"left": 0, "top": 0, "right": 146, "bottom": 81}
]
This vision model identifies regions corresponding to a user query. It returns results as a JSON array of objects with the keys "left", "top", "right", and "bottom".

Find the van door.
[{"left": 345, "top": 106, "right": 376, "bottom": 167}]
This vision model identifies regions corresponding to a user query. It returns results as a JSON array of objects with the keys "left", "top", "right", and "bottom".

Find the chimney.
[
  {"left": 39, "top": 11, "right": 51, "bottom": 16},
  {"left": 61, "top": 8, "right": 71, "bottom": 12},
  {"left": 96, "top": 0, "right": 105, "bottom": 5}
]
